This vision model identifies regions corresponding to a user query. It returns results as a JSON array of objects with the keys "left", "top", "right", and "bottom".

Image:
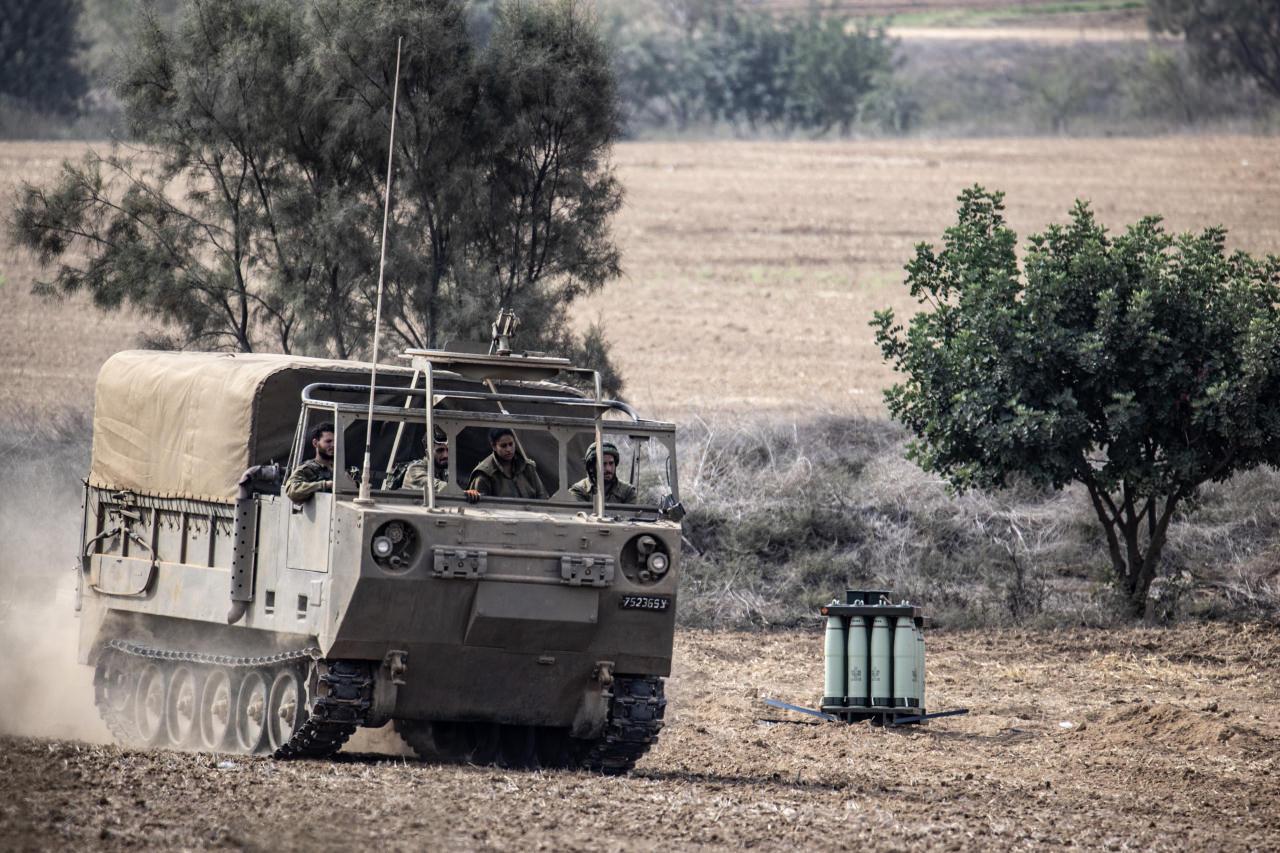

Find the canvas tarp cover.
[{"left": 89, "top": 351, "right": 409, "bottom": 503}]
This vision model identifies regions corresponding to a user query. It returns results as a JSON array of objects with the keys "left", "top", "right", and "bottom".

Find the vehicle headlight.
[
  {"left": 372, "top": 536, "right": 395, "bottom": 558},
  {"left": 646, "top": 552, "right": 669, "bottom": 576}
]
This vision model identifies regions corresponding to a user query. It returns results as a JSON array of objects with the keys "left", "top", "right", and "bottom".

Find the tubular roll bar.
[
  {"left": 296, "top": 379, "right": 680, "bottom": 510},
  {"left": 300, "top": 382, "right": 651, "bottom": 424}
]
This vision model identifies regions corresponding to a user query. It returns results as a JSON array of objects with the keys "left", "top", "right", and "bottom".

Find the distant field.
[
  {"left": 766, "top": 0, "right": 1147, "bottom": 28},
  {"left": 3, "top": 137, "right": 1280, "bottom": 419}
]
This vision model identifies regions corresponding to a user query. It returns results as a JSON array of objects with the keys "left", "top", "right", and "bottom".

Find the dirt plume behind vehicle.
[{"left": 0, "top": 406, "right": 110, "bottom": 743}]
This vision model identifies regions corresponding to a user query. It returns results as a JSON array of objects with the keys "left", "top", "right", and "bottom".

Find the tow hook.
[
  {"left": 384, "top": 649, "right": 409, "bottom": 685},
  {"left": 593, "top": 660, "right": 615, "bottom": 687}
]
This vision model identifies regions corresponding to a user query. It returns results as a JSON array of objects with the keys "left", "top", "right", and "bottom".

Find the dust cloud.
[{"left": 0, "top": 419, "right": 109, "bottom": 742}]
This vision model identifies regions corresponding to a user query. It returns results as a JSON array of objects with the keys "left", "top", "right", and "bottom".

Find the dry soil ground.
[{"left": 2, "top": 623, "right": 1278, "bottom": 850}]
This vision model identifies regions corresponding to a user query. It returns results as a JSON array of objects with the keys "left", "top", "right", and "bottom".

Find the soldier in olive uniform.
[
  {"left": 401, "top": 429, "right": 449, "bottom": 493},
  {"left": 466, "top": 427, "right": 548, "bottom": 502},
  {"left": 285, "top": 422, "right": 336, "bottom": 503},
  {"left": 570, "top": 441, "right": 637, "bottom": 504}
]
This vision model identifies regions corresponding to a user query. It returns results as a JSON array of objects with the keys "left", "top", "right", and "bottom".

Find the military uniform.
[
  {"left": 469, "top": 453, "right": 548, "bottom": 499},
  {"left": 284, "top": 458, "right": 333, "bottom": 503},
  {"left": 570, "top": 476, "right": 637, "bottom": 504},
  {"left": 401, "top": 458, "right": 447, "bottom": 493}
]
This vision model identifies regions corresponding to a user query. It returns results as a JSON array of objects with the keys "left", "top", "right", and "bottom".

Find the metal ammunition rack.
[{"left": 820, "top": 589, "right": 928, "bottom": 725}]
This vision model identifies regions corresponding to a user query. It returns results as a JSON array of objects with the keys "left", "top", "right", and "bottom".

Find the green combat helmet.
[{"left": 584, "top": 441, "right": 620, "bottom": 469}]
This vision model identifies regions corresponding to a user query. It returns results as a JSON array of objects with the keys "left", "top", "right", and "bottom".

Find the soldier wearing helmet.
[
  {"left": 401, "top": 427, "right": 449, "bottom": 493},
  {"left": 570, "top": 441, "right": 636, "bottom": 504}
]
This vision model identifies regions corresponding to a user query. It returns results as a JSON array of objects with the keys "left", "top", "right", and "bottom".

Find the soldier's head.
[
  {"left": 584, "top": 441, "right": 620, "bottom": 485},
  {"left": 426, "top": 427, "right": 448, "bottom": 475},
  {"left": 310, "top": 422, "right": 335, "bottom": 463},
  {"left": 489, "top": 428, "right": 517, "bottom": 463}
]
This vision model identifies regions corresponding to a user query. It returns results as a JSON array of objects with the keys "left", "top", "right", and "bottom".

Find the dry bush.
[{"left": 675, "top": 414, "right": 1280, "bottom": 629}]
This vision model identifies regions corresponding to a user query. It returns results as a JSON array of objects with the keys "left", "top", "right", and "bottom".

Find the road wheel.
[
  {"left": 428, "top": 721, "right": 471, "bottom": 762},
  {"left": 198, "top": 668, "right": 235, "bottom": 752},
  {"left": 165, "top": 665, "right": 199, "bottom": 747},
  {"left": 133, "top": 663, "right": 168, "bottom": 746},
  {"left": 394, "top": 720, "right": 440, "bottom": 761},
  {"left": 234, "top": 670, "right": 269, "bottom": 754},
  {"left": 534, "top": 727, "right": 574, "bottom": 769},
  {"left": 498, "top": 725, "right": 537, "bottom": 769},
  {"left": 467, "top": 722, "right": 500, "bottom": 766},
  {"left": 266, "top": 667, "right": 307, "bottom": 752}
]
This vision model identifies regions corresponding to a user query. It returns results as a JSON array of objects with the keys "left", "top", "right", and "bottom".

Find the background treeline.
[{"left": 2, "top": 0, "right": 1276, "bottom": 140}]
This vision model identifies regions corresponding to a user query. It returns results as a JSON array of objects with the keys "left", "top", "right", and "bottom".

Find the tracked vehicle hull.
[{"left": 77, "top": 349, "right": 682, "bottom": 773}]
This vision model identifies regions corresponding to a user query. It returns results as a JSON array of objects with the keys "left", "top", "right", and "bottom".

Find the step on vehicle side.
[{"left": 77, "top": 336, "right": 683, "bottom": 773}]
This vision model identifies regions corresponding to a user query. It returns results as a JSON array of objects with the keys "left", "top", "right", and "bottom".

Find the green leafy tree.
[
  {"left": 873, "top": 187, "right": 1280, "bottom": 618},
  {"left": 1149, "top": 0, "right": 1280, "bottom": 100},
  {"left": 10, "top": 0, "right": 625, "bottom": 389},
  {"left": 0, "top": 0, "right": 88, "bottom": 115},
  {"left": 601, "top": 0, "right": 893, "bottom": 135}
]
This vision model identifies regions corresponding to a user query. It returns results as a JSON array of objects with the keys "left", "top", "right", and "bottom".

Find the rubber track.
[
  {"left": 273, "top": 660, "right": 373, "bottom": 760},
  {"left": 94, "top": 641, "right": 371, "bottom": 760},
  {"left": 577, "top": 675, "right": 666, "bottom": 775},
  {"left": 93, "top": 648, "right": 139, "bottom": 745}
]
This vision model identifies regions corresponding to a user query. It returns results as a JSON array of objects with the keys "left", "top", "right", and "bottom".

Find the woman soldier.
[{"left": 465, "top": 427, "right": 548, "bottom": 502}]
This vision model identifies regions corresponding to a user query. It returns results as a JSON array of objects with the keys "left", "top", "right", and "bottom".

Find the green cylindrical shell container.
[
  {"left": 916, "top": 627, "right": 926, "bottom": 712},
  {"left": 845, "top": 615, "right": 870, "bottom": 707},
  {"left": 823, "top": 615, "right": 846, "bottom": 707},
  {"left": 869, "top": 615, "right": 892, "bottom": 707},
  {"left": 892, "top": 616, "right": 919, "bottom": 708}
]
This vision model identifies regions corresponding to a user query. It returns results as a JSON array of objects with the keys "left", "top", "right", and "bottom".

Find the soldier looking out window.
[{"left": 285, "top": 422, "right": 335, "bottom": 503}]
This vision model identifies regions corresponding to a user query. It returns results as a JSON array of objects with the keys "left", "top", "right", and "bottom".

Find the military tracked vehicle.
[{"left": 76, "top": 337, "right": 683, "bottom": 772}]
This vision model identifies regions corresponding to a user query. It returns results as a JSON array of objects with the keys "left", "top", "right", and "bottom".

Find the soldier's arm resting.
[
  {"left": 469, "top": 471, "right": 493, "bottom": 496},
  {"left": 284, "top": 469, "right": 330, "bottom": 504},
  {"left": 401, "top": 460, "right": 431, "bottom": 491}
]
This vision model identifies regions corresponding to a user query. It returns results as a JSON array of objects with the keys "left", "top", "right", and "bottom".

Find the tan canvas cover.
[{"left": 89, "top": 351, "right": 410, "bottom": 503}]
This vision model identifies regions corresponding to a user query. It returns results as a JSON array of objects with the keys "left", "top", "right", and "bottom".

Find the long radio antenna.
[{"left": 357, "top": 36, "right": 403, "bottom": 506}]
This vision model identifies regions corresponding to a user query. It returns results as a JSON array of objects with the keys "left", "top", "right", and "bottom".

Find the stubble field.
[
  {"left": 3, "top": 623, "right": 1278, "bottom": 850},
  {"left": 3, "top": 135, "right": 1280, "bottom": 849},
  {"left": 5, "top": 136, "right": 1280, "bottom": 420}
]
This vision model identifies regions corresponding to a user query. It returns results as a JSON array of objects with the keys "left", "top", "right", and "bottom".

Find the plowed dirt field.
[{"left": 3, "top": 623, "right": 1278, "bottom": 850}]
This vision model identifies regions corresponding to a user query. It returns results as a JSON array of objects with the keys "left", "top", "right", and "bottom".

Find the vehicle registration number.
[{"left": 619, "top": 595, "right": 671, "bottom": 612}]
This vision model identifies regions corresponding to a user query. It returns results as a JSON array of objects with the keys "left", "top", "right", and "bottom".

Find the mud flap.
[{"left": 570, "top": 661, "right": 614, "bottom": 739}]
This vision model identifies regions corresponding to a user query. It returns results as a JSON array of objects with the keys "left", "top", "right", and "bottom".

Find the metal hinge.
[
  {"left": 560, "top": 554, "right": 615, "bottom": 587},
  {"left": 432, "top": 547, "right": 488, "bottom": 579}
]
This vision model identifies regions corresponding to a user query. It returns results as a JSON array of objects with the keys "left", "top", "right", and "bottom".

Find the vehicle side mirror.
[{"left": 658, "top": 494, "right": 685, "bottom": 522}]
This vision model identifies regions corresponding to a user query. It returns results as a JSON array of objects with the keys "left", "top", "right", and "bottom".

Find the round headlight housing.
[
  {"left": 370, "top": 519, "right": 417, "bottom": 571},
  {"left": 646, "top": 551, "right": 669, "bottom": 576}
]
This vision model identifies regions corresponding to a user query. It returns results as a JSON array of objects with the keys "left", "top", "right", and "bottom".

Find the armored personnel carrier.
[{"left": 76, "top": 336, "right": 682, "bottom": 772}]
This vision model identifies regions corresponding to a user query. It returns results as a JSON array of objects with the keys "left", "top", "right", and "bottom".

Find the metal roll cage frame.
[{"left": 292, "top": 379, "right": 679, "bottom": 514}]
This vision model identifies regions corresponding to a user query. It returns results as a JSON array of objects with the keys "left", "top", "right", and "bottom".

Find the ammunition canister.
[
  {"left": 892, "top": 616, "right": 918, "bottom": 708},
  {"left": 823, "top": 614, "right": 846, "bottom": 707},
  {"left": 845, "top": 615, "right": 870, "bottom": 708},
  {"left": 869, "top": 615, "right": 892, "bottom": 707}
]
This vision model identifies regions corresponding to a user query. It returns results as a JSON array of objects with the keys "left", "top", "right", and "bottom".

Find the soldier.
[
  {"left": 466, "top": 427, "right": 548, "bottom": 502},
  {"left": 570, "top": 441, "right": 637, "bottom": 505},
  {"left": 401, "top": 428, "right": 449, "bottom": 493},
  {"left": 285, "top": 422, "right": 335, "bottom": 503}
]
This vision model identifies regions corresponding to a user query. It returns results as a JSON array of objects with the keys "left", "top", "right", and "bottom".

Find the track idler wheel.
[{"left": 93, "top": 648, "right": 140, "bottom": 745}]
